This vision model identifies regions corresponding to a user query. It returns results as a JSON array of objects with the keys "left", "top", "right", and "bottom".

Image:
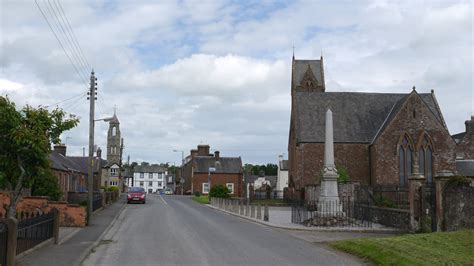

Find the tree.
[
  {"left": 0, "top": 96, "right": 79, "bottom": 218},
  {"left": 30, "top": 168, "right": 62, "bottom": 201},
  {"left": 209, "top": 184, "right": 230, "bottom": 198}
]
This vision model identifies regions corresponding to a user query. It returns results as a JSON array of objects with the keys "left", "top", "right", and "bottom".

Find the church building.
[
  {"left": 288, "top": 56, "right": 458, "bottom": 198},
  {"left": 101, "top": 112, "right": 123, "bottom": 188}
]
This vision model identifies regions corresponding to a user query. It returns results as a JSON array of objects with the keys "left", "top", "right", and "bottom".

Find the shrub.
[
  {"left": 194, "top": 191, "right": 201, "bottom": 197},
  {"left": 209, "top": 184, "right": 230, "bottom": 198},
  {"left": 336, "top": 165, "right": 350, "bottom": 184},
  {"left": 106, "top": 186, "right": 119, "bottom": 192}
]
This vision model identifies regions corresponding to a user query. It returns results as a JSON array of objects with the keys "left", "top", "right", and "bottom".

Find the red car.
[{"left": 127, "top": 187, "right": 146, "bottom": 204}]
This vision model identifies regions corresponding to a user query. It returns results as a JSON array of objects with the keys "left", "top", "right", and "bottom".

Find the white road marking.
[{"left": 159, "top": 194, "right": 168, "bottom": 205}]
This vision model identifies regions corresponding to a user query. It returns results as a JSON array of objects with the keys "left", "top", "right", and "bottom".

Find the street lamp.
[{"left": 173, "top": 150, "right": 185, "bottom": 195}]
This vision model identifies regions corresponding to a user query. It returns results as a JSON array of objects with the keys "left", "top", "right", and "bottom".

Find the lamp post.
[{"left": 173, "top": 150, "right": 184, "bottom": 195}]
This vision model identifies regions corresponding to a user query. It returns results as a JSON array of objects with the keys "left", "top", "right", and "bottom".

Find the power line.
[
  {"left": 44, "top": 90, "right": 88, "bottom": 108},
  {"left": 35, "top": 0, "right": 89, "bottom": 87},
  {"left": 55, "top": 0, "right": 91, "bottom": 70}
]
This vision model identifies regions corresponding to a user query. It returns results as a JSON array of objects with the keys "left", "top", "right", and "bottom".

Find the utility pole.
[{"left": 87, "top": 70, "right": 97, "bottom": 225}]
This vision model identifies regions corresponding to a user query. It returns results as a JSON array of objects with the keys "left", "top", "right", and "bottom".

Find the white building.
[
  {"left": 276, "top": 155, "right": 288, "bottom": 191},
  {"left": 131, "top": 164, "right": 168, "bottom": 194}
]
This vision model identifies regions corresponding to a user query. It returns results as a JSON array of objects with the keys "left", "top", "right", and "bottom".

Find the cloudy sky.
[{"left": 0, "top": 0, "right": 472, "bottom": 165}]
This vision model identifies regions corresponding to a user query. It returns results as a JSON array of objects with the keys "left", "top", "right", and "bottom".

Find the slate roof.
[
  {"left": 456, "top": 160, "right": 474, "bottom": 177},
  {"left": 133, "top": 165, "right": 167, "bottom": 173},
  {"left": 452, "top": 132, "right": 466, "bottom": 143},
  {"left": 68, "top": 156, "right": 106, "bottom": 174},
  {"left": 294, "top": 91, "right": 443, "bottom": 143},
  {"left": 294, "top": 60, "right": 324, "bottom": 87},
  {"left": 195, "top": 156, "right": 242, "bottom": 174},
  {"left": 50, "top": 152, "right": 84, "bottom": 173}
]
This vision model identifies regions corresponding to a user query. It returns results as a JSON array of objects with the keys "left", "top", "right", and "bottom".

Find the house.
[
  {"left": 68, "top": 148, "right": 107, "bottom": 192},
  {"left": 276, "top": 155, "right": 288, "bottom": 192},
  {"left": 288, "top": 56, "right": 457, "bottom": 198},
  {"left": 131, "top": 164, "right": 167, "bottom": 194},
  {"left": 49, "top": 145, "right": 87, "bottom": 201},
  {"left": 453, "top": 116, "right": 474, "bottom": 160},
  {"left": 182, "top": 145, "right": 243, "bottom": 197}
]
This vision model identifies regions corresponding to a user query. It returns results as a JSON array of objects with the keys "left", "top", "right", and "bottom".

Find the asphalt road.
[{"left": 83, "top": 195, "right": 361, "bottom": 266}]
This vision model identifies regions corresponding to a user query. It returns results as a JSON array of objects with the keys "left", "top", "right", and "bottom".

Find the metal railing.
[
  {"left": 92, "top": 193, "right": 103, "bottom": 212},
  {"left": 16, "top": 212, "right": 54, "bottom": 255}
]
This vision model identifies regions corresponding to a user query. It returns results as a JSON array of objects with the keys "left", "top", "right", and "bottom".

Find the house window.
[
  {"left": 149, "top": 181, "right": 153, "bottom": 186},
  {"left": 399, "top": 135, "right": 414, "bottom": 187},
  {"left": 140, "top": 173, "right": 144, "bottom": 179},
  {"left": 419, "top": 135, "right": 434, "bottom": 183},
  {"left": 202, "top": 183, "right": 210, "bottom": 194},
  {"left": 110, "top": 168, "right": 118, "bottom": 176},
  {"left": 149, "top": 173, "right": 154, "bottom": 179},
  {"left": 226, "top": 183, "right": 234, "bottom": 194},
  {"left": 139, "top": 182, "right": 144, "bottom": 187},
  {"left": 158, "top": 181, "right": 163, "bottom": 188}
]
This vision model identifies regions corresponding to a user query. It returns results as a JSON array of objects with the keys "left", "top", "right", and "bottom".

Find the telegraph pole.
[{"left": 87, "top": 70, "right": 97, "bottom": 225}]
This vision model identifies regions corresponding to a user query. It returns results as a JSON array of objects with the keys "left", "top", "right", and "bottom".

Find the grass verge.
[
  {"left": 329, "top": 229, "right": 474, "bottom": 265},
  {"left": 192, "top": 195, "right": 209, "bottom": 204}
]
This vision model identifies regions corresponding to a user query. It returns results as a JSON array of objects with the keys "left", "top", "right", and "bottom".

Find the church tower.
[
  {"left": 291, "top": 55, "right": 326, "bottom": 93},
  {"left": 107, "top": 111, "right": 121, "bottom": 165}
]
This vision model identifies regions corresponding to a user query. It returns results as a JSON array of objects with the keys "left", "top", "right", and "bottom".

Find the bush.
[
  {"left": 194, "top": 191, "right": 201, "bottom": 197},
  {"left": 106, "top": 186, "right": 119, "bottom": 192},
  {"left": 209, "top": 184, "right": 230, "bottom": 198},
  {"left": 31, "top": 170, "right": 62, "bottom": 201},
  {"left": 336, "top": 165, "right": 350, "bottom": 184}
]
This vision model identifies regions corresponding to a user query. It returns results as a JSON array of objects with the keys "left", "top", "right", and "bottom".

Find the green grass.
[
  {"left": 192, "top": 195, "right": 209, "bottom": 204},
  {"left": 329, "top": 229, "right": 474, "bottom": 265},
  {"left": 251, "top": 199, "right": 288, "bottom": 206}
]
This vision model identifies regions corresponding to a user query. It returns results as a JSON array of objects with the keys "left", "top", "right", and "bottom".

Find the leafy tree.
[
  {"left": 209, "top": 184, "right": 230, "bottom": 198},
  {"left": 243, "top": 163, "right": 278, "bottom": 176},
  {"left": 0, "top": 96, "right": 79, "bottom": 217},
  {"left": 336, "top": 165, "right": 350, "bottom": 184}
]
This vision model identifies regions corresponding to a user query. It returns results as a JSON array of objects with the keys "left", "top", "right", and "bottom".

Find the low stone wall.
[
  {"left": 0, "top": 192, "right": 86, "bottom": 227},
  {"left": 443, "top": 181, "right": 474, "bottom": 231}
]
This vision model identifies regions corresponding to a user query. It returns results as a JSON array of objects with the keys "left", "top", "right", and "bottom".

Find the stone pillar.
[
  {"left": 52, "top": 208, "right": 60, "bottom": 244},
  {"left": 408, "top": 156, "right": 425, "bottom": 232},
  {"left": 318, "top": 109, "right": 343, "bottom": 215},
  {"left": 245, "top": 202, "right": 250, "bottom": 217},
  {"left": 256, "top": 204, "right": 262, "bottom": 220},
  {"left": 264, "top": 205, "right": 269, "bottom": 221},
  {"left": 434, "top": 170, "right": 454, "bottom": 231},
  {"left": 251, "top": 204, "right": 255, "bottom": 218}
]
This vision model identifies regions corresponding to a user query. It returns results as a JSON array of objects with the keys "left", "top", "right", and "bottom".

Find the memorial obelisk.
[{"left": 318, "top": 109, "right": 343, "bottom": 215}]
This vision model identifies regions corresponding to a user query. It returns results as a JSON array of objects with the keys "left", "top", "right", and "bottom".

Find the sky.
[{"left": 0, "top": 0, "right": 473, "bottom": 165}]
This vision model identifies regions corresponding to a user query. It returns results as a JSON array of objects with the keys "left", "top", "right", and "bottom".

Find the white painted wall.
[
  {"left": 276, "top": 156, "right": 288, "bottom": 191},
  {"left": 132, "top": 171, "right": 167, "bottom": 193}
]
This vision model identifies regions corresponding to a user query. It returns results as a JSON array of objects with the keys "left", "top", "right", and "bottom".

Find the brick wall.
[
  {"left": 192, "top": 173, "right": 243, "bottom": 197},
  {"left": 289, "top": 143, "right": 370, "bottom": 191},
  {"left": 373, "top": 93, "right": 457, "bottom": 185},
  {"left": 0, "top": 192, "right": 86, "bottom": 227}
]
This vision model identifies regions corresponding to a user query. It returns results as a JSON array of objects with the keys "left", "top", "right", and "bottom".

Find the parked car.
[
  {"left": 164, "top": 188, "right": 173, "bottom": 195},
  {"left": 127, "top": 187, "right": 146, "bottom": 204}
]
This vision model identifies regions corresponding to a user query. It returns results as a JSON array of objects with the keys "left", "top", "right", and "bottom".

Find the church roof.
[
  {"left": 194, "top": 156, "right": 243, "bottom": 174},
  {"left": 293, "top": 59, "right": 324, "bottom": 87},
  {"left": 294, "top": 91, "right": 443, "bottom": 143}
]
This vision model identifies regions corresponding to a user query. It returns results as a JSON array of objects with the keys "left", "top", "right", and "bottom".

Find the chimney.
[
  {"left": 53, "top": 144, "right": 66, "bottom": 156},
  {"left": 97, "top": 147, "right": 102, "bottom": 158},
  {"left": 466, "top": 116, "right": 474, "bottom": 136},
  {"left": 214, "top": 151, "right": 220, "bottom": 161},
  {"left": 191, "top": 149, "right": 198, "bottom": 159},
  {"left": 197, "top": 145, "right": 210, "bottom": 156}
]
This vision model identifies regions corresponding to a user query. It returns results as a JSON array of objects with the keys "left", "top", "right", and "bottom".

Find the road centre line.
[{"left": 159, "top": 194, "right": 168, "bottom": 205}]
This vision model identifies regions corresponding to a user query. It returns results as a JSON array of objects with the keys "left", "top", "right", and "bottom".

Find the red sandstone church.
[{"left": 287, "top": 56, "right": 470, "bottom": 197}]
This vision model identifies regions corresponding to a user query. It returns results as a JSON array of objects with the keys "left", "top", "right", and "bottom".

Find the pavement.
[
  {"left": 209, "top": 204, "right": 404, "bottom": 233},
  {"left": 15, "top": 195, "right": 126, "bottom": 266},
  {"left": 83, "top": 195, "right": 363, "bottom": 266}
]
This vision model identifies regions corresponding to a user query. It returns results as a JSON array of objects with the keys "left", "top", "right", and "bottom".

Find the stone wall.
[
  {"left": 0, "top": 192, "right": 86, "bottom": 227},
  {"left": 443, "top": 181, "right": 474, "bottom": 231}
]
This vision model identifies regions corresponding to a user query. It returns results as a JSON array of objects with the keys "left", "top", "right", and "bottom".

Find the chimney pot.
[
  {"left": 214, "top": 151, "right": 220, "bottom": 161},
  {"left": 53, "top": 144, "right": 66, "bottom": 156}
]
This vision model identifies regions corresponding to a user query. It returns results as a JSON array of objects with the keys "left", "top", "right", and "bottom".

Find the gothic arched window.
[
  {"left": 418, "top": 134, "right": 434, "bottom": 183},
  {"left": 112, "top": 126, "right": 116, "bottom": 137},
  {"left": 398, "top": 134, "right": 414, "bottom": 187}
]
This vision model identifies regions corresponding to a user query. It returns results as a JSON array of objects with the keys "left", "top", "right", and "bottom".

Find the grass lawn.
[
  {"left": 251, "top": 199, "right": 288, "bottom": 206},
  {"left": 192, "top": 195, "right": 209, "bottom": 204},
  {"left": 330, "top": 229, "right": 474, "bottom": 265}
]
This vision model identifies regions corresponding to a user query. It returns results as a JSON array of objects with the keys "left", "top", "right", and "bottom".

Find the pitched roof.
[
  {"left": 49, "top": 152, "right": 84, "bottom": 173},
  {"left": 68, "top": 156, "right": 106, "bottom": 174},
  {"left": 294, "top": 91, "right": 443, "bottom": 143},
  {"left": 195, "top": 157, "right": 242, "bottom": 174},
  {"left": 133, "top": 165, "right": 167, "bottom": 173},
  {"left": 294, "top": 59, "right": 324, "bottom": 88},
  {"left": 456, "top": 160, "right": 474, "bottom": 177}
]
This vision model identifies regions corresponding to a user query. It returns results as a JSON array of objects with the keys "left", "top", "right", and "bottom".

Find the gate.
[
  {"left": 420, "top": 183, "right": 437, "bottom": 232},
  {"left": 0, "top": 221, "right": 7, "bottom": 266}
]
